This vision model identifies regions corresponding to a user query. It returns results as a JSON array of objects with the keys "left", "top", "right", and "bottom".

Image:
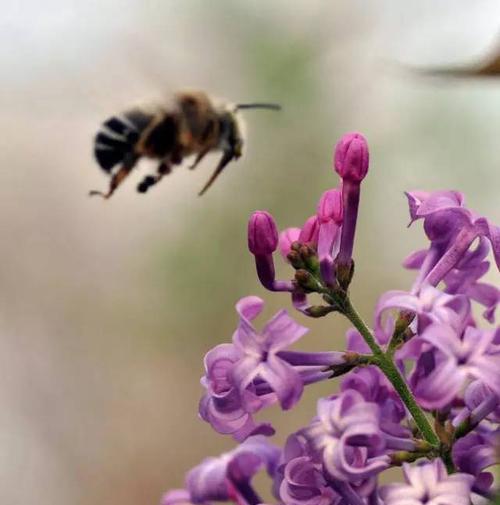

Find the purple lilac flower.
[
  {"left": 333, "top": 132, "right": 369, "bottom": 272},
  {"left": 409, "top": 323, "right": 500, "bottom": 409},
  {"left": 199, "top": 342, "right": 275, "bottom": 441},
  {"left": 273, "top": 432, "right": 312, "bottom": 498},
  {"left": 186, "top": 436, "right": 280, "bottom": 505},
  {"left": 405, "top": 190, "right": 500, "bottom": 289},
  {"left": 276, "top": 433, "right": 373, "bottom": 505},
  {"left": 303, "top": 390, "right": 389, "bottom": 482},
  {"left": 453, "top": 380, "right": 500, "bottom": 431},
  {"left": 280, "top": 456, "right": 341, "bottom": 505},
  {"left": 404, "top": 237, "right": 500, "bottom": 322},
  {"left": 231, "top": 296, "right": 343, "bottom": 411},
  {"left": 463, "top": 380, "right": 500, "bottom": 423},
  {"left": 340, "top": 370, "right": 417, "bottom": 456},
  {"left": 374, "top": 285, "right": 470, "bottom": 337},
  {"left": 453, "top": 428, "right": 499, "bottom": 495},
  {"left": 277, "top": 435, "right": 343, "bottom": 505},
  {"left": 200, "top": 297, "right": 346, "bottom": 440},
  {"left": 327, "top": 329, "right": 412, "bottom": 452},
  {"left": 380, "top": 460, "right": 474, "bottom": 505},
  {"left": 231, "top": 296, "right": 308, "bottom": 410}
]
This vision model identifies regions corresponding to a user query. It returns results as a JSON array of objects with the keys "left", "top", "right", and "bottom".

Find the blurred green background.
[{"left": 0, "top": 1, "right": 499, "bottom": 503}]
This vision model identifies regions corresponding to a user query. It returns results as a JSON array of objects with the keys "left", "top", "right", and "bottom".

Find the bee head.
[
  {"left": 217, "top": 109, "right": 243, "bottom": 156},
  {"left": 219, "top": 102, "right": 281, "bottom": 154},
  {"left": 198, "top": 101, "right": 281, "bottom": 196}
]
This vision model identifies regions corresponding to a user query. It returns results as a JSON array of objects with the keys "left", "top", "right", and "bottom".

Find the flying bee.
[{"left": 90, "top": 90, "right": 281, "bottom": 198}]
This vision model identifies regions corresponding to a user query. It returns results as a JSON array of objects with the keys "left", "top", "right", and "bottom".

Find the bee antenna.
[{"left": 235, "top": 103, "right": 281, "bottom": 112}]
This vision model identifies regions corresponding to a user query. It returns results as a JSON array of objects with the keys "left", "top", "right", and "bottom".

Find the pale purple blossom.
[
  {"left": 199, "top": 342, "right": 274, "bottom": 441},
  {"left": 276, "top": 432, "right": 374, "bottom": 505},
  {"left": 409, "top": 324, "right": 500, "bottom": 409},
  {"left": 453, "top": 428, "right": 498, "bottom": 495},
  {"left": 404, "top": 237, "right": 499, "bottom": 322},
  {"left": 231, "top": 296, "right": 343, "bottom": 411},
  {"left": 231, "top": 296, "right": 308, "bottom": 410},
  {"left": 303, "top": 390, "right": 389, "bottom": 482},
  {"left": 374, "top": 285, "right": 470, "bottom": 337},
  {"left": 186, "top": 436, "right": 280, "bottom": 505},
  {"left": 200, "top": 297, "right": 346, "bottom": 440},
  {"left": 279, "top": 456, "right": 341, "bottom": 505},
  {"left": 380, "top": 460, "right": 474, "bottom": 505},
  {"left": 405, "top": 190, "right": 500, "bottom": 288},
  {"left": 463, "top": 380, "right": 500, "bottom": 423},
  {"left": 340, "top": 356, "right": 416, "bottom": 453}
]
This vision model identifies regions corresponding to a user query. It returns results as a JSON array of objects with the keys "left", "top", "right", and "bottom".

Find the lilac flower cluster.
[{"left": 162, "top": 133, "right": 499, "bottom": 504}]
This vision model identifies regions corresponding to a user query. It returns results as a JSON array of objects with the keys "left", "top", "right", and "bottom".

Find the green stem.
[
  {"left": 377, "top": 358, "right": 439, "bottom": 447},
  {"left": 342, "top": 297, "right": 440, "bottom": 447},
  {"left": 341, "top": 297, "right": 382, "bottom": 357}
]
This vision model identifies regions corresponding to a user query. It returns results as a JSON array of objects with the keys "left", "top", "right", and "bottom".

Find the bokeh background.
[{"left": 0, "top": 1, "right": 499, "bottom": 503}]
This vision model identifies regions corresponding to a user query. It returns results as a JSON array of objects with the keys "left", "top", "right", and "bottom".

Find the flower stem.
[
  {"left": 342, "top": 297, "right": 440, "bottom": 447},
  {"left": 341, "top": 296, "right": 382, "bottom": 357},
  {"left": 377, "top": 358, "right": 439, "bottom": 447}
]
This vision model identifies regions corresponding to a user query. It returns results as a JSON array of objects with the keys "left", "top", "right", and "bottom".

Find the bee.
[{"left": 90, "top": 90, "right": 280, "bottom": 198}]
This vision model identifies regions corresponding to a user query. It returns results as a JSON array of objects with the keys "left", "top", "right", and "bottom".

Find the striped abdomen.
[{"left": 94, "top": 110, "right": 152, "bottom": 173}]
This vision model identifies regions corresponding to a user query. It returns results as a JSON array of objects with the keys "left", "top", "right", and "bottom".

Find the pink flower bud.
[
  {"left": 317, "top": 188, "right": 343, "bottom": 224},
  {"left": 334, "top": 132, "right": 369, "bottom": 183},
  {"left": 248, "top": 211, "right": 279, "bottom": 255},
  {"left": 299, "top": 215, "right": 320, "bottom": 245},
  {"left": 279, "top": 227, "right": 301, "bottom": 261}
]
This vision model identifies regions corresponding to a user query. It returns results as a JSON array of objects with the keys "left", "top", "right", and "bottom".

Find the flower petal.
[
  {"left": 474, "top": 217, "right": 500, "bottom": 270},
  {"left": 259, "top": 356, "right": 304, "bottom": 410},
  {"left": 262, "top": 309, "right": 309, "bottom": 351},
  {"left": 236, "top": 296, "right": 265, "bottom": 322}
]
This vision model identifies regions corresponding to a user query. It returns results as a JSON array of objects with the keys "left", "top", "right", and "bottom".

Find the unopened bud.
[
  {"left": 299, "top": 244, "right": 315, "bottom": 259},
  {"left": 299, "top": 215, "right": 320, "bottom": 245},
  {"left": 278, "top": 227, "right": 301, "bottom": 262},
  {"left": 413, "top": 439, "right": 434, "bottom": 453},
  {"left": 317, "top": 188, "right": 343, "bottom": 224},
  {"left": 305, "top": 305, "right": 336, "bottom": 318},
  {"left": 334, "top": 132, "right": 369, "bottom": 183},
  {"left": 248, "top": 210, "right": 279, "bottom": 255},
  {"left": 336, "top": 260, "right": 355, "bottom": 291},
  {"left": 287, "top": 250, "right": 304, "bottom": 269},
  {"left": 394, "top": 310, "right": 416, "bottom": 335},
  {"left": 295, "top": 269, "right": 319, "bottom": 292}
]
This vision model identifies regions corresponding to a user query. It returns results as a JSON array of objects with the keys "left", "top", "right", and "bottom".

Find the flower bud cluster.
[{"left": 247, "top": 132, "right": 370, "bottom": 311}]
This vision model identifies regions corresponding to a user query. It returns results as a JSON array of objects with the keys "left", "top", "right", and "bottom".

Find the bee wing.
[{"left": 198, "top": 150, "right": 234, "bottom": 196}]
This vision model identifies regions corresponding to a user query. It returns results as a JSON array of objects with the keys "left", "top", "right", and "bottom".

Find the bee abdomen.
[{"left": 94, "top": 111, "right": 151, "bottom": 172}]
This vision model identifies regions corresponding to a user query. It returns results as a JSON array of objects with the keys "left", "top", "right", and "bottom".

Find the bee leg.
[
  {"left": 198, "top": 149, "right": 234, "bottom": 196},
  {"left": 188, "top": 147, "right": 210, "bottom": 170},
  {"left": 89, "top": 155, "right": 138, "bottom": 199},
  {"left": 137, "top": 161, "right": 171, "bottom": 193}
]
